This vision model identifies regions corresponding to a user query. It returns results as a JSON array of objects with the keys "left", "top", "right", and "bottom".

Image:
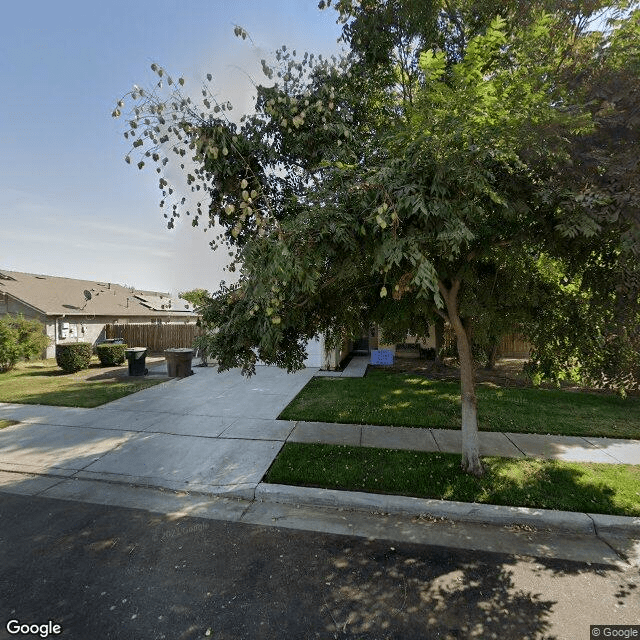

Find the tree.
[
  {"left": 179, "top": 288, "right": 211, "bottom": 310},
  {"left": 0, "top": 315, "right": 50, "bottom": 372},
  {"left": 180, "top": 288, "right": 216, "bottom": 365},
  {"left": 115, "top": 2, "right": 640, "bottom": 475}
]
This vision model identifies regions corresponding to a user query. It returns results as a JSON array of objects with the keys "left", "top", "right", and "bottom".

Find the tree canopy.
[
  {"left": 115, "top": 0, "right": 640, "bottom": 474},
  {"left": 0, "top": 315, "right": 50, "bottom": 372}
]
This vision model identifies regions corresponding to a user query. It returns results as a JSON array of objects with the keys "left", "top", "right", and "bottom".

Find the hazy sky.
[{"left": 0, "top": 1, "right": 343, "bottom": 295}]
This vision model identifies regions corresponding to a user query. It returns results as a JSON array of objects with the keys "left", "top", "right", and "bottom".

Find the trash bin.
[
  {"left": 165, "top": 348, "right": 194, "bottom": 378},
  {"left": 125, "top": 347, "right": 148, "bottom": 376}
]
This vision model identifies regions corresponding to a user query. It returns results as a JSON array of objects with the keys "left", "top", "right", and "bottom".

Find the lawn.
[
  {"left": 0, "top": 359, "right": 164, "bottom": 408},
  {"left": 0, "top": 420, "right": 18, "bottom": 429},
  {"left": 279, "top": 369, "right": 640, "bottom": 439},
  {"left": 265, "top": 443, "right": 640, "bottom": 517}
]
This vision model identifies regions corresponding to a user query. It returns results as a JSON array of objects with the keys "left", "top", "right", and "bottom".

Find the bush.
[
  {"left": 0, "top": 315, "right": 50, "bottom": 372},
  {"left": 96, "top": 343, "right": 127, "bottom": 366},
  {"left": 56, "top": 343, "right": 93, "bottom": 373}
]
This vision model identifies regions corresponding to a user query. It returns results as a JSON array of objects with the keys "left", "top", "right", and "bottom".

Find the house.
[{"left": 0, "top": 270, "right": 197, "bottom": 358}]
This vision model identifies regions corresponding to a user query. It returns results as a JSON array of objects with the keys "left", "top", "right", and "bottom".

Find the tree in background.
[
  {"left": 179, "top": 288, "right": 216, "bottom": 365},
  {"left": 179, "top": 288, "right": 211, "bottom": 311},
  {"left": 115, "top": 1, "right": 640, "bottom": 475},
  {"left": 0, "top": 315, "right": 50, "bottom": 372}
]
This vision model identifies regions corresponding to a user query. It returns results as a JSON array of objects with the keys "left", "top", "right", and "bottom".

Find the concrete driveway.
[{"left": 0, "top": 365, "right": 317, "bottom": 498}]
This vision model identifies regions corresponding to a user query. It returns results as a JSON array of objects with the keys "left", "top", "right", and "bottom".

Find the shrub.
[
  {"left": 56, "top": 343, "right": 93, "bottom": 373},
  {"left": 0, "top": 315, "right": 50, "bottom": 372},
  {"left": 96, "top": 343, "right": 127, "bottom": 366}
]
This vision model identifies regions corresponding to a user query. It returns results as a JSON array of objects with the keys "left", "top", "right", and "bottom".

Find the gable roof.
[{"left": 0, "top": 270, "right": 195, "bottom": 318}]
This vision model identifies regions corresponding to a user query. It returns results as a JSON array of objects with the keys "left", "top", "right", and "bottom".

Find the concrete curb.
[
  {"left": 255, "top": 483, "right": 640, "bottom": 537},
  {"left": 589, "top": 512, "right": 640, "bottom": 536}
]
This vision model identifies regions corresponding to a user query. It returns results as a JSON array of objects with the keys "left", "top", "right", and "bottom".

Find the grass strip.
[
  {"left": 265, "top": 443, "right": 640, "bottom": 517},
  {"left": 279, "top": 369, "right": 640, "bottom": 439},
  {"left": 0, "top": 420, "right": 18, "bottom": 429},
  {"left": 0, "top": 360, "right": 164, "bottom": 408}
]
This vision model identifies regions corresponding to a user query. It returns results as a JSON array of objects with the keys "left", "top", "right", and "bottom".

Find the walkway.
[{"left": 287, "top": 421, "right": 640, "bottom": 464}]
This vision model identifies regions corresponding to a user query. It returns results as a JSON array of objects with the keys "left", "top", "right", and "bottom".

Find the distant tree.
[
  {"left": 116, "top": 2, "right": 640, "bottom": 475},
  {"left": 0, "top": 315, "right": 50, "bottom": 372},
  {"left": 179, "top": 288, "right": 211, "bottom": 310}
]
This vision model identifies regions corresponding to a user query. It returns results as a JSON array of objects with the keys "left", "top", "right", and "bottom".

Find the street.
[{"left": 0, "top": 491, "right": 638, "bottom": 640}]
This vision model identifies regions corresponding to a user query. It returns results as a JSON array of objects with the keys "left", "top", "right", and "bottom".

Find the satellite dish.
[{"left": 81, "top": 290, "right": 93, "bottom": 310}]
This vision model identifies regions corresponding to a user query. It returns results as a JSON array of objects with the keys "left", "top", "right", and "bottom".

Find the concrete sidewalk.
[
  {"left": 288, "top": 421, "right": 640, "bottom": 464},
  {"left": 0, "top": 365, "right": 317, "bottom": 498},
  {"left": 0, "top": 363, "right": 639, "bottom": 560}
]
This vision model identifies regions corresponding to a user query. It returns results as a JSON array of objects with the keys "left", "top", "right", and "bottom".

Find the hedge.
[
  {"left": 56, "top": 343, "right": 93, "bottom": 373},
  {"left": 96, "top": 343, "right": 128, "bottom": 366}
]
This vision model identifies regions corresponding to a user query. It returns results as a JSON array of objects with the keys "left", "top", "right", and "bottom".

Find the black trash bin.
[{"left": 125, "top": 347, "right": 148, "bottom": 376}]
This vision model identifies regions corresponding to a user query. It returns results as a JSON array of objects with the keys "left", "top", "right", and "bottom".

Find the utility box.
[
  {"left": 59, "top": 321, "right": 69, "bottom": 339},
  {"left": 125, "top": 347, "right": 148, "bottom": 376}
]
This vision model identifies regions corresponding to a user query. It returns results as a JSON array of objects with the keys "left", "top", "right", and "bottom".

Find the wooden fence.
[
  {"left": 443, "top": 327, "right": 531, "bottom": 358},
  {"left": 105, "top": 323, "right": 202, "bottom": 353},
  {"left": 496, "top": 333, "right": 532, "bottom": 358}
]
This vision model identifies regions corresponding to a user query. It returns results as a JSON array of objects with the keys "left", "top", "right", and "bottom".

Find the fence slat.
[
  {"left": 105, "top": 323, "right": 202, "bottom": 353},
  {"left": 443, "top": 326, "right": 531, "bottom": 358}
]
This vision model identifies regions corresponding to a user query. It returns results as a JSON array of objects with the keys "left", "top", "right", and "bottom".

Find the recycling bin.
[
  {"left": 165, "top": 348, "right": 194, "bottom": 378},
  {"left": 125, "top": 347, "right": 148, "bottom": 376}
]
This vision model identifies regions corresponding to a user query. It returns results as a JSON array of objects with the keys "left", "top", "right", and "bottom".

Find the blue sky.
[{"left": 0, "top": 1, "right": 343, "bottom": 294}]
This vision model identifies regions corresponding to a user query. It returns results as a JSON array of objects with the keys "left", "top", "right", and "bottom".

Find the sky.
[{"left": 0, "top": 1, "right": 343, "bottom": 295}]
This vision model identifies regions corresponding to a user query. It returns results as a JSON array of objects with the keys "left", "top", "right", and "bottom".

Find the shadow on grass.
[
  {"left": 13, "top": 367, "right": 67, "bottom": 378},
  {"left": 281, "top": 370, "right": 640, "bottom": 438}
]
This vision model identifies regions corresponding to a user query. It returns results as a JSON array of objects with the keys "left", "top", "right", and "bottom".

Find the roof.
[{"left": 0, "top": 270, "right": 196, "bottom": 318}]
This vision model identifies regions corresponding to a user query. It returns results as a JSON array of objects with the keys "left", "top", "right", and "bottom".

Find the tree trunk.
[
  {"left": 486, "top": 340, "right": 499, "bottom": 370},
  {"left": 434, "top": 316, "right": 444, "bottom": 366},
  {"left": 439, "top": 280, "right": 484, "bottom": 477}
]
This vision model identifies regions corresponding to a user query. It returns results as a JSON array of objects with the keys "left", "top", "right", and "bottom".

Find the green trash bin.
[{"left": 125, "top": 347, "right": 148, "bottom": 376}]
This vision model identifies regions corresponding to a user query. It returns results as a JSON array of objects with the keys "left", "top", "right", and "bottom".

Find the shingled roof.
[{"left": 0, "top": 270, "right": 195, "bottom": 318}]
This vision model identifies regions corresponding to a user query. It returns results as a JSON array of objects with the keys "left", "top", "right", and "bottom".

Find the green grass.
[
  {"left": 0, "top": 359, "right": 164, "bottom": 408},
  {"left": 265, "top": 443, "right": 640, "bottom": 517},
  {"left": 0, "top": 420, "right": 18, "bottom": 429},
  {"left": 279, "top": 369, "right": 640, "bottom": 439}
]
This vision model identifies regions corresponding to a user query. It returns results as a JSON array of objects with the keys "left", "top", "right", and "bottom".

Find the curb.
[{"left": 254, "top": 483, "right": 640, "bottom": 537}]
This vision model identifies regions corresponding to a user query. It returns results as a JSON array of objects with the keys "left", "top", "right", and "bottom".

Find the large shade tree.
[{"left": 115, "top": 1, "right": 640, "bottom": 475}]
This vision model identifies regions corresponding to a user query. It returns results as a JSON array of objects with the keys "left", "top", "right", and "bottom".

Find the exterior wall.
[
  {"left": 49, "top": 317, "right": 116, "bottom": 358},
  {"left": 403, "top": 332, "right": 436, "bottom": 349},
  {"left": 321, "top": 337, "right": 352, "bottom": 370},
  {"left": 376, "top": 327, "right": 436, "bottom": 356},
  {"left": 303, "top": 336, "right": 324, "bottom": 368}
]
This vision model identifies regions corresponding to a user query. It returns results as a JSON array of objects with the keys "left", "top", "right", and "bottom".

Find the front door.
[{"left": 352, "top": 336, "right": 369, "bottom": 353}]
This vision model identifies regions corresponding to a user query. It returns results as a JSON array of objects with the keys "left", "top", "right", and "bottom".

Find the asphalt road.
[{"left": 0, "top": 492, "right": 638, "bottom": 640}]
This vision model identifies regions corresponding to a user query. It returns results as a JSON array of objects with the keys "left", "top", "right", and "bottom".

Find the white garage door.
[{"left": 303, "top": 336, "right": 324, "bottom": 368}]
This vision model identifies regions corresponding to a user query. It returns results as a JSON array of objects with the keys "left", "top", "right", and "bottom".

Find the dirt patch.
[
  {"left": 382, "top": 356, "right": 637, "bottom": 396},
  {"left": 386, "top": 356, "right": 531, "bottom": 388}
]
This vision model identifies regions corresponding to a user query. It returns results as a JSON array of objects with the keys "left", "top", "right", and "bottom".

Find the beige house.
[{"left": 0, "top": 270, "right": 197, "bottom": 358}]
